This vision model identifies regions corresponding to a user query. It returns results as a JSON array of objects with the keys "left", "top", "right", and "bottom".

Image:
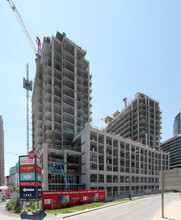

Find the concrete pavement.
[{"left": 152, "top": 197, "right": 181, "bottom": 220}]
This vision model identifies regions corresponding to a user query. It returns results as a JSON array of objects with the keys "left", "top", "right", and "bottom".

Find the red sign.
[
  {"left": 20, "top": 165, "right": 35, "bottom": 173},
  {"left": 20, "top": 182, "right": 37, "bottom": 186},
  {"left": 28, "top": 151, "right": 35, "bottom": 159},
  {"left": 37, "top": 166, "right": 41, "bottom": 174},
  {"left": 20, "top": 182, "right": 42, "bottom": 187},
  {"left": 42, "top": 189, "right": 106, "bottom": 210},
  {"left": 6, "top": 176, "right": 9, "bottom": 183}
]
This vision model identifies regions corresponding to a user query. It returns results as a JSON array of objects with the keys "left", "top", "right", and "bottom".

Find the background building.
[
  {"left": 173, "top": 111, "right": 181, "bottom": 136},
  {"left": 74, "top": 123, "right": 169, "bottom": 198},
  {"left": 105, "top": 93, "right": 162, "bottom": 149},
  {"left": 161, "top": 134, "right": 181, "bottom": 168},
  {"left": 0, "top": 116, "right": 4, "bottom": 186},
  {"left": 8, "top": 164, "right": 19, "bottom": 187},
  {"left": 32, "top": 31, "right": 92, "bottom": 190}
]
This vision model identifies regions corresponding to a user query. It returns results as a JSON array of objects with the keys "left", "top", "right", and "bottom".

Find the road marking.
[{"left": 119, "top": 210, "right": 130, "bottom": 215}]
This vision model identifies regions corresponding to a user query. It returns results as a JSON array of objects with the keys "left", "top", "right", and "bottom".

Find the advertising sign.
[
  {"left": 19, "top": 155, "right": 42, "bottom": 201},
  {"left": 37, "top": 173, "right": 42, "bottom": 182},
  {"left": 20, "top": 157, "right": 34, "bottom": 165},
  {"left": 20, "top": 186, "right": 37, "bottom": 201},
  {"left": 20, "top": 173, "right": 36, "bottom": 181},
  {"left": 42, "top": 189, "right": 106, "bottom": 210},
  {"left": 20, "top": 165, "right": 35, "bottom": 173},
  {"left": 37, "top": 166, "right": 41, "bottom": 174}
]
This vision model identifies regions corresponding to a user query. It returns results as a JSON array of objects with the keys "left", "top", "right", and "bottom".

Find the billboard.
[{"left": 42, "top": 189, "right": 106, "bottom": 210}]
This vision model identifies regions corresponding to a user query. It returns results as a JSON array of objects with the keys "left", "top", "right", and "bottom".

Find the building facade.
[
  {"left": 105, "top": 93, "right": 161, "bottom": 149},
  {"left": 161, "top": 134, "right": 181, "bottom": 168},
  {"left": 32, "top": 31, "right": 92, "bottom": 153},
  {"left": 8, "top": 163, "right": 19, "bottom": 187},
  {"left": 173, "top": 112, "right": 181, "bottom": 136},
  {"left": 75, "top": 123, "right": 168, "bottom": 197},
  {"left": 32, "top": 31, "right": 92, "bottom": 190},
  {"left": 0, "top": 116, "right": 4, "bottom": 186}
]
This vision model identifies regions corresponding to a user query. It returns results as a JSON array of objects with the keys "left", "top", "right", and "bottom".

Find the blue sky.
[{"left": 1, "top": 0, "right": 181, "bottom": 176}]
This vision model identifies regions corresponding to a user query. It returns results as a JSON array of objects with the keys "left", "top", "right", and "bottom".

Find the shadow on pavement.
[
  {"left": 20, "top": 212, "right": 47, "bottom": 220},
  {"left": 163, "top": 218, "right": 176, "bottom": 220}
]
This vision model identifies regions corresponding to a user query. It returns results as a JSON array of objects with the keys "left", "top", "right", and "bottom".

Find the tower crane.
[{"left": 7, "top": 0, "right": 41, "bottom": 58}]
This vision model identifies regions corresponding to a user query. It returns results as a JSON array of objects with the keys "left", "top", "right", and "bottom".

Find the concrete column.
[
  {"left": 85, "top": 123, "right": 90, "bottom": 189},
  {"left": 51, "top": 38, "right": 55, "bottom": 132},
  {"left": 137, "top": 97, "right": 139, "bottom": 141},
  {"left": 64, "top": 152, "right": 67, "bottom": 174},
  {"left": 147, "top": 98, "right": 150, "bottom": 146},
  {"left": 42, "top": 143, "right": 48, "bottom": 190},
  {"left": 153, "top": 102, "right": 156, "bottom": 148},
  {"left": 87, "top": 63, "right": 90, "bottom": 123},
  {"left": 118, "top": 138, "right": 120, "bottom": 195},
  {"left": 104, "top": 130, "right": 107, "bottom": 189},
  {"left": 129, "top": 144, "right": 131, "bottom": 196},
  {"left": 74, "top": 47, "right": 77, "bottom": 137},
  {"left": 61, "top": 43, "right": 64, "bottom": 148}
]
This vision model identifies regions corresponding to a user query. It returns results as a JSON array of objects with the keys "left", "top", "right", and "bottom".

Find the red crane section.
[
  {"left": 7, "top": 0, "right": 41, "bottom": 57},
  {"left": 123, "top": 98, "right": 128, "bottom": 108}
]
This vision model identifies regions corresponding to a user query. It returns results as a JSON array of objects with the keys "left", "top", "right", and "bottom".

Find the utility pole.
[
  {"left": 23, "top": 64, "right": 32, "bottom": 154},
  {"left": 161, "top": 170, "right": 164, "bottom": 218}
]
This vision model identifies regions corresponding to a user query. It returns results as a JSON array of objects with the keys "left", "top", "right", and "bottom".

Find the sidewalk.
[{"left": 152, "top": 198, "right": 181, "bottom": 220}]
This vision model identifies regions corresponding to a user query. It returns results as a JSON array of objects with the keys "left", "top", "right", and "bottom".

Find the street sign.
[{"left": 20, "top": 186, "right": 37, "bottom": 201}]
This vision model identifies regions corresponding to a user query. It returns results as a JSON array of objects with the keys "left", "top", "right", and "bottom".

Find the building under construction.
[
  {"left": 105, "top": 93, "right": 162, "bottom": 149},
  {"left": 32, "top": 31, "right": 92, "bottom": 190}
]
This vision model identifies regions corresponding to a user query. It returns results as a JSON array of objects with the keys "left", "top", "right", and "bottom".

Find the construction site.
[
  {"left": 7, "top": 0, "right": 169, "bottom": 199},
  {"left": 105, "top": 93, "right": 162, "bottom": 149},
  {"left": 31, "top": 31, "right": 92, "bottom": 191}
]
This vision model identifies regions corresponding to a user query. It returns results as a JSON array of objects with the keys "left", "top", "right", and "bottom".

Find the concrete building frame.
[{"left": 75, "top": 123, "right": 169, "bottom": 198}]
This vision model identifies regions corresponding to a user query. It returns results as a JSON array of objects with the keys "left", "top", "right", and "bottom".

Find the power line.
[{"left": 5, "top": 151, "right": 20, "bottom": 156}]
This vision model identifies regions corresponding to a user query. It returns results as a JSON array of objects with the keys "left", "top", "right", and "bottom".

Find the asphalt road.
[
  {"left": 0, "top": 193, "right": 179, "bottom": 220},
  {"left": 65, "top": 193, "right": 180, "bottom": 220}
]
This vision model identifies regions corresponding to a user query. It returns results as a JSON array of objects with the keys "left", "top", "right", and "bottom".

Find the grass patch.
[{"left": 45, "top": 198, "right": 129, "bottom": 214}]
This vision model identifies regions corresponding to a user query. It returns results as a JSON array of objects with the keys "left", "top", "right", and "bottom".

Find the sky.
[{"left": 1, "top": 0, "right": 181, "bottom": 176}]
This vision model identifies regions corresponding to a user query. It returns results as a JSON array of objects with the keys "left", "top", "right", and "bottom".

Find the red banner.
[{"left": 42, "top": 189, "right": 106, "bottom": 210}]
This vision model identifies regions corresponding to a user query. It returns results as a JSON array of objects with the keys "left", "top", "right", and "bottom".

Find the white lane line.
[{"left": 119, "top": 210, "right": 131, "bottom": 215}]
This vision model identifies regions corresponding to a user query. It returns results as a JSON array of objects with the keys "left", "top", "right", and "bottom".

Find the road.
[
  {"left": 66, "top": 193, "right": 180, "bottom": 220},
  {"left": 0, "top": 193, "right": 179, "bottom": 220}
]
